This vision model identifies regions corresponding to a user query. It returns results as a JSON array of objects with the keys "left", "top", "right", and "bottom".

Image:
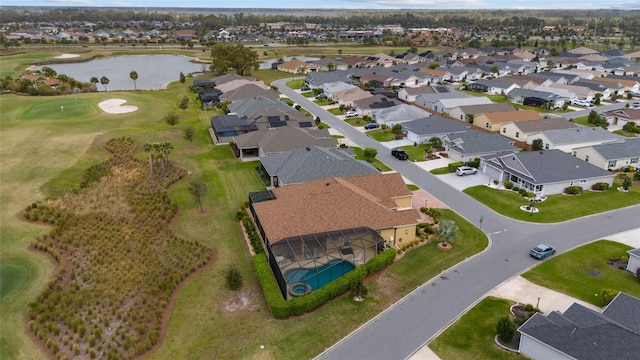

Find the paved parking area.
[{"left": 435, "top": 172, "right": 492, "bottom": 191}]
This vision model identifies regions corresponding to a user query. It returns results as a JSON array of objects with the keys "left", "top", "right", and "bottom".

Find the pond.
[{"left": 39, "top": 55, "right": 208, "bottom": 91}]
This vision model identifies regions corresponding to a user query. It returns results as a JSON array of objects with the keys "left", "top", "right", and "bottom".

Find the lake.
[{"left": 41, "top": 55, "right": 208, "bottom": 91}]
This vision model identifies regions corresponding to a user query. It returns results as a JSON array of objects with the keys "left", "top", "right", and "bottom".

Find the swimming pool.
[{"left": 285, "top": 259, "right": 355, "bottom": 291}]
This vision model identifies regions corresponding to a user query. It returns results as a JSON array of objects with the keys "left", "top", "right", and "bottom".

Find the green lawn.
[
  {"left": 351, "top": 147, "right": 392, "bottom": 172},
  {"left": 367, "top": 128, "right": 397, "bottom": 142},
  {"left": 327, "top": 107, "right": 343, "bottom": 115},
  {"left": 429, "top": 297, "right": 523, "bottom": 360},
  {"left": 463, "top": 179, "right": 640, "bottom": 223},
  {"left": 396, "top": 144, "right": 431, "bottom": 162},
  {"left": 522, "top": 240, "right": 640, "bottom": 306},
  {"left": 314, "top": 98, "right": 334, "bottom": 106},
  {"left": 345, "top": 117, "right": 369, "bottom": 127}
]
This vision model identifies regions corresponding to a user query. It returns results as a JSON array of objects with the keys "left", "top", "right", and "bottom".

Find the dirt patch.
[{"left": 222, "top": 291, "right": 260, "bottom": 315}]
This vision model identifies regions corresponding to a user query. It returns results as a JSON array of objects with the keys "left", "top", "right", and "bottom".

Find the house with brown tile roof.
[
  {"left": 603, "top": 108, "right": 640, "bottom": 127},
  {"left": 597, "top": 76, "right": 640, "bottom": 93},
  {"left": 276, "top": 58, "right": 310, "bottom": 75},
  {"left": 251, "top": 172, "right": 419, "bottom": 245},
  {"left": 473, "top": 110, "right": 542, "bottom": 131}
]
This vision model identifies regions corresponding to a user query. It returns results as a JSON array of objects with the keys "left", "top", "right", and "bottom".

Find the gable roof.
[
  {"left": 260, "top": 146, "right": 378, "bottom": 186},
  {"left": 518, "top": 292, "right": 640, "bottom": 360},
  {"left": 234, "top": 126, "right": 337, "bottom": 153},
  {"left": 216, "top": 79, "right": 267, "bottom": 93},
  {"left": 227, "top": 96, "right": 294, "bottom": 116},
  {"left": 212, "top": 73, "right": 255, "bottom": 85},
  {"left": 511, "top": 118, "right": 577, "bottom": 133},
  {"left": 374, "top": 104, "right": 432, "bottom": 124},
  {"left": 585, "top": 138, "right": 640, "bottom": 160},
  {"left": 541, "top": 127, "right": 623, "bottom": 146},
  {"left": 354, "top": 94, "right": 399, "bottom": 109},
  {"left": 402, "top": 115, "right": 470, "bottom": 136},
  {"left": 252, "top": 173, "right": 420, "bottom": 243},
  {"left": 480, "top": 110, "right": 542, "bottom": 124},
  {"left": 436, "top": 96, "right": 494, "bottom": 108},
  {"left": 486, "top": 149, "right": 613, "bottom": 184},
  {"left": 219, "top": 83, "right": 279, "bottom": 102},
  {"left": 445, "top": 131, "right": 518, "bottom": 155},
  {"left": 454, "top": 103, "right": 516, "bottom": 115}
]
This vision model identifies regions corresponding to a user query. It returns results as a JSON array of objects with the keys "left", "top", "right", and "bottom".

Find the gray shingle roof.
[
  {"left": 228, "top": 96, "right": 294, "bottom": 116},
  {"left": 260, "top": 146, "right": 379, "bottom": 186},
  {"left": 514, "top": 118, "right": 577, "bottom": 133},
  {"left": 219, "top": 84, "right": 279, "bottom": 102},
  {"left": 455, "top": 103, "right": 516, "bottom": 115},
  {"left": 234, "top": 127, "right": 337, "bottom": 154},
  {"left": 416, "top": 91, "right": 470, "bottom": 104},
  {"left": 518, "top": 293, "right": 640, "bottom": 360},
  {"left": 542, "top": 127, "right": 623, "bottom": 146},
  {"left": 589, "top": 138, "right": 640, "bottom": 160},
  {"left": 508, "top": 88, "right": 562, "bottom": 100},
  {"left": 445, "top": 130, "right": 518, "bottom": 155},
  {"left": 374, "top": 104, "right": 431, "bottom": 124},
  {"left": 489, "top": 149, "right": 613, "bottom": 184},
  {"left": 403, "top": 115, "right": 470, "bottom": 136}
]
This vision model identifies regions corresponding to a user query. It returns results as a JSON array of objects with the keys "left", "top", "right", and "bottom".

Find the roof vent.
[
  {"left": 306, "top": 147, "right": 311, "bottom": 151},
  {"left": 325, "top": 182, "right": 330, "bottom": 186}
]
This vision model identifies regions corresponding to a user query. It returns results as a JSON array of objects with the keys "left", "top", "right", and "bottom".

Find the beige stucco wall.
[
  {"left": 379, "top": 224, "right": 417, "bottom": 246},
  {"left": 393, "top": 196, "right": 413, "bottom": 209}
]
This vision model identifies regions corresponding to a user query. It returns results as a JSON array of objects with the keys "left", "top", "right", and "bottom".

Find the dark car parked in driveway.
[{"left": 364, "top": 123, "right": 380, "bottom": 130}]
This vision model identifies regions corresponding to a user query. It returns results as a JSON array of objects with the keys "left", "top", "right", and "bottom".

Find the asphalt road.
[{"left": 273, "top": 79, "right": 640, "bottom": 360}]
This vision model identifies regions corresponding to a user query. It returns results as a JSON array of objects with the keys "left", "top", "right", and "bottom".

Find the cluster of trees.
[{"left": 209, "top": 43, "right": 259, "bottom": 76}]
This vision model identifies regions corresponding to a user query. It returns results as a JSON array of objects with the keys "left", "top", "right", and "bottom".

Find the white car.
[
  {"left": 344, "top": 110, "right": 358, "bottom": 118},
  {"left": 571, "top": 99, "right": 593, "bottom": 107},
  {"left": 455, "top": 166, "right": 478, "bottom": 176}
]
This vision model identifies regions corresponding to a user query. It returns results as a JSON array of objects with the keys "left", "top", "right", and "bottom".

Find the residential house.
[
  {"left": 233, "top": 127, "right": 337, "bottom": 159},
  {"left": 597, "top": 76, "right": 640, "bottom": 94},
  {"left": 444, "top": 130, "right": 519, "bottom": 163},
  {"left": 373, "top": 104, "right": 432, "bottom": 126},
  {"left": 572, "top": 80, "right": 612, "bottom": 100},
  {"left": 603, "top": 108, "right": 640, "bottom": 127},
  {"left": 507, "top": 88, "right": 565, "bottom": 109},
  {"left": 529, "top": 127, "right": 623, "bottom": 153},
  {"left": 210, "top": 114, "right": 256, "bottom": 143},
  {"left": 402, "top": 115, "right": 470, "bottom": 144},
  {"left": 367, "top": 53, "right": 397, "bottom": 67},
  {"left": 358, "top": 73, "right": 394, "bottom": 88},
  {"left": 277, "top": 58, "right": 310, "bottom": 74},
  {"left": 501, "top": 118, "right": 577, "bottom": 143},
  {"left": 517, "top": 292, "right": 640, "bottom": 360},
  {"left": 333, "top": 87, "right": 372, "bottom": 108},
  {"left": 259, "top": 146, "right": 378, "bottom": 187},
  {"left": 397, "top": 86, "right": 437, "bottom": 103},
  {"left": 340, "top": 56, "right": 369, "bottom": 69},
  {"left": 417, "top": 68, "right": 450, "bottom": 84},
  {"left": 573, "top": 138, "right": 640, "bottom": 171},
  {"left": 473, "top": 109, "right": 542, "bottom": 132},
  {"left": 431, "top": 96, "right": 494, "bottom": 114},
  {"left": 482, "top": 149, "right": 614, "bottom": 196},
  {"left": 627, "top": 248, "right": 640, "bottom": 274},
  {"left": 468, "top": 78, "right": 520, "bottom": 95},
  {"left": 249, "top": 172, "right": 420, "bottom": 298},
  {"left": 449, "top": 103, "right": 516, "bottom": 123},
  {"left": 504, "top": 74, "right": 544, "bottom": 89},
  {"left": 305, "top": 71, "right": 356, "bottom": 88},
  {"left": 216, "top": 79, "right": 268, "bottom": 93},
  {"left": 308, "top": 57, "right": 348, "bottom": 72},
  {"left": 219, "top": 84, "right": 279, "bottom": 102},
  {"left": 213, "top": 73, "right": 256, "bottom": 85},
  {"left": 533, "top": 85, "right": 577, "bottom": 103},
  {"left": 548, "top": 83, "right": 595, "bottom": 102},
  {"left": 354, "top": 95, "right": 399, "bottom": 118}
]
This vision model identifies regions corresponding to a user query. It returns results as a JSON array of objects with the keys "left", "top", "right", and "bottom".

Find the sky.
[{"left": 2, "top": 0, "right": 640, "bottom": 10}]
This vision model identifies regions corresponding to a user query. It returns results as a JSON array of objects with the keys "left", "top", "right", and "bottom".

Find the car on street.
[
  {"left": 455, "top": 166, "right": 478, "bottom": 176},
  {"left": 530, "top": 244, "right": 556, "bottom": 259},
  {"left": 391, "top": 148, "right": 408, "bottom": 160},
  {"left": 344, "top": 110, "right": 358, "bottom": 118},
  {"left": 364, "top": 123, "right": 380, "bottom": 130},
  {"left": 571, "top": 99, "right": 593, "bottom": 107},
  {"left": 301, "top": 85, "right": 310, "bottom": 92}
]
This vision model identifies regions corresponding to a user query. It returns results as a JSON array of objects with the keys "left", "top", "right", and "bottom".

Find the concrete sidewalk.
[{"left": 407, "top": 229, "right": 640, "bottom": 360}]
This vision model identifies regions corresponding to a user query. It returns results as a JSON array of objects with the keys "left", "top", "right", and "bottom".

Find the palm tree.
[
  {"left": 143, "top": 142, "right": 158, "bottom": 177},
  {"left": 129, "top": 70, "right": 138, "bottom": 90},
  {"left": 435, "top": 219, "right": 458, "bottom": 247},
  {"left": 100, "top": 76, "right": 109, "bottom": 91}
]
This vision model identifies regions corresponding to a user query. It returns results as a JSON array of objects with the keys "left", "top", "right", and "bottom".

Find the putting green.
[
  {"left": 21, "top": 97, "right": 98, "bottom": 121},
  {"left": 0, "top": 262, "right": 29, "bottom": 301}
]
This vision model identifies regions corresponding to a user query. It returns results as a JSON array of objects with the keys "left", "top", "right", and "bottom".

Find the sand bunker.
[
  {"left": 98, "top": 99, "right": 138, "bottom": 114},
  {"left": 55, "top": 53, "right": 81, "bottom": 59}
]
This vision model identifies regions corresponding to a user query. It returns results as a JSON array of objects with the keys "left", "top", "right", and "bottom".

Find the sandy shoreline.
[
  {"left": 98, "top": 99, "right": 138, "bottom": 114},
  {"left": 54, "top": 53, "right": 81, "bottom": 59}
]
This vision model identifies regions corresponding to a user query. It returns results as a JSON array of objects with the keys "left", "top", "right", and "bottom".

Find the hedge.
[
  {"left": 448, "top": 161, "right": 464, "bottom": 173},
  {"left": 253, "top": 248, "right": 397, "bottom": 318}
]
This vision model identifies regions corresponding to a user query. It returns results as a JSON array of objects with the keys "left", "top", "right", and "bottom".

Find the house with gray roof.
[
  {"left": 468, "top": 78, "right": 520, "bottom": 95},
  {"left": 529, "top": 127, "right": 623, "bottom": 153},
  {"left": 260, "top": 146, "right": 378, "bottom": 187},
  {"left": 481, "top": 149, "right": 614, "bottom": 196},
  {"left": 507, "top": 88, "right": 565, "bottom": 109},
  {"left": 210, "top": 114, "right": 256, "bottom": 143},
  {"left": 573, "top": 138, "right": 640, "bottom": 171},
  {"left": 305, "top": 71, "right": 356, "bottom": 88},
  {"left": 501, "top": 118, "right": 577, "bottom": 143},
  {"left": 233, "top": 127, "right": 338, "bottom": 159},
  {"left": 354, "top": 95, "right": 400, "bottom": 117},
  {"left": 403, "top": 115, "right": 470, "bottom": 144},
  {"left": 443, "top": 130, "right": 519, "bottom": 163},
  {"left": 373, "top": 104, "right": 431, "bottom": 126},
  {"left": 431, "top": 96, "right": 494, "bottom": 114},
  {"left": 517, "top": 292, "right": 640, "bottom": 360},
  {"left": 415, "top": 92, "right": 470, "bottom": 110},
  {"left": 219, "top": 84, "right": 280, "bottom": 102},
  {"left": 227, "top": 96, "right": 294, "bottom": 116},
  {"left": 397, "top": 86, "right": 436, "bottom": 103},
  {"left": 449, "top": 103, "right": 516, "bottom": 122}
]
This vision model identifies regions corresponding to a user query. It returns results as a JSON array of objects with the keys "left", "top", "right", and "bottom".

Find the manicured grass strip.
[
  {"left": 351, "top": 147, "right": 392, "bottom": 172},
  {"left": 522, "top": 240, "right": 640, "bottom": 306},
  {"left": 463, "top": 180, "right": 640, "bottom": 223},
  {"left": 327, "top": 107, "right": 343, "bottom": 115},
  {"left": 0, "top": 263, "right": 29, "bottom": 300},
  {"left": 388, "top": 209, "right": 488, "bottom": 294},
  {"left": 344, "top": 117, "right": 369, "bottom": 126},
  {"left": 397, "top": 144, "right": 431, "bottom": 162},
  {"left": 367, "top": 128, "right": 397, "bottom": 142},
  {"left": 407, "top": 184, "right": 420, "bottom": 191},
  {"left": 429, "top": 297, "right": 522, "bottom": 360}
]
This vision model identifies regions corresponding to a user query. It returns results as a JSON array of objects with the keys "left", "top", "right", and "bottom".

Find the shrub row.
[
  {"left": 564, "top": 186, "right": 583, "bottom": 195},
  {"left": 591, "top": 182, "right": 610, "bottom": 191},
  {"left": 241, "top": 213, "right": 264, "bottom": 255},
  {"left": 254, "top": 248, "right": 397, "bottom": 318},
  {"left": 448, "top": 161, "right": 464, "bottom": 173}
]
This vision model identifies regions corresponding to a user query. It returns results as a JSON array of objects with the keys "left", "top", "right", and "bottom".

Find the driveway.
[{"left": 435, "top": 172, "right": 492, "bottom": 191}]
